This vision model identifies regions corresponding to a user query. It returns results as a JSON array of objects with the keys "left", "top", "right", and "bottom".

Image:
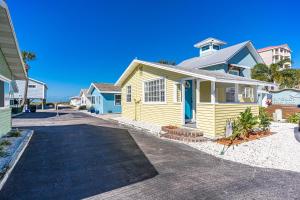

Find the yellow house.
[{"left": 115, "top": 38, "right": 274, "bottom": 138}]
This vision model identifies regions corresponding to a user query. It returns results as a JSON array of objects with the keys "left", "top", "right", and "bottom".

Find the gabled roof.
[
  {"left": 115, "top": 59, "right": 275, "bottom": 87},
  {"left": 29, "top": 78, "right": 47, "bottom": 88},
  {"left": 178, "top": 41, "right": 264, "bottom": 69},
  {"left": 194, "top": 37, "right": 226, "bottom": 48},
  {"left": 79, "top": 89, "right": 88, "bottom": 97},
  {"left": 0, "top": 1, "right": 27, "bottom": 80},
  {"left": 257, "top": 44, "right": 291, "bottom": 53},
  {"left": 87, "top": 83, "right": 121, "bottom": 94}
]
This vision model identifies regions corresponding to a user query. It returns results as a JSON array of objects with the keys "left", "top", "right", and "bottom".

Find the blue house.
[{"left": 87, "top": 83, "right": 121, "bottom": 114}]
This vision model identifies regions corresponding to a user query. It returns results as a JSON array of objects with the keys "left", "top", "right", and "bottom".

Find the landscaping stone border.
[{"left": 0, "top": 129, "right": 34, "bottom": 190}]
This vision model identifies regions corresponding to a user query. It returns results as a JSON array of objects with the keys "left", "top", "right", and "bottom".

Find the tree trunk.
[{"left": 21, "top": 76, "right": 29, "bottom": 109}]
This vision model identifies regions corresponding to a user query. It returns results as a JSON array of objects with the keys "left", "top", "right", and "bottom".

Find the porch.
[{"left": 180, "top": 79, "right": 259, "bottom": 138}]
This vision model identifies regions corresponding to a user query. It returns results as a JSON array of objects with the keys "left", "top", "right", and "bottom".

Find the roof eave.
[{"left": 0, "top": 1, "right": 27, "bottom": 80}]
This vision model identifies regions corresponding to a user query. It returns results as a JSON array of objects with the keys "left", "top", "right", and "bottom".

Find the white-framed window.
[
  {"left": 114, "top": 94, "right": 121, "bottom": 106},
  {"left": 126, "top": 85, "right": 131, "bottom": 102},
  {"left": 228, "top": 69, "right": 239, "bottom": 76},
  {"left": 225, "top": 87, "right": 235, "bottom": 102},
  {"left": 173, "top": 83, "right": 182, "bottom": 103},
  {"left": 202, "top": 45, "right": 210, "bottom": 51},
  {"left": 213, "top": 45, "right": 220, "bottom": 50},
  {"left": 144, "top": 78, "right": 166, "bottom": 103},
  {"left": 243, "top": 87, "right": 254, "bottom": 98},
  {"left": 91, "top": 96, "right": 95, "bottom": 104}
]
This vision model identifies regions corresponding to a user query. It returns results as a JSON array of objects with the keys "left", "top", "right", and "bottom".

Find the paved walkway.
[{"left": 1, "top": 110, "right": 300, "bottom": 199}]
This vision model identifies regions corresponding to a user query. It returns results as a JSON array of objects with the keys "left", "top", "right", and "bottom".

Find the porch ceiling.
[{"left": 0, "top": 2, "right": 27, "bottom": 80}]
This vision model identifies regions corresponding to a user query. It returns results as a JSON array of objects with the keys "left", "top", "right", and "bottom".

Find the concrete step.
[
  {"left": 161, "top": 126, "right": 203, "bottom": 137},
  {"left": 161, "top": 133, "right": 205, "bottom": 142}
]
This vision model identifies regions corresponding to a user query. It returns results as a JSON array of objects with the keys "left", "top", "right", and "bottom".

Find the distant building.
[
  {"left": 257, "top": 44, "right": 292, "bottom": 69},
  {"left": 70, "top": 96, "right": 81, "bottom": 107},
  {"left": 79, "top": 89, "right": 91, "bottom": 108},
  {"left": 11, "top": 78, "right": 48, "bottom": 109},
  {"left": 87, "top": 83, "right": 121, "bottom": 114}
]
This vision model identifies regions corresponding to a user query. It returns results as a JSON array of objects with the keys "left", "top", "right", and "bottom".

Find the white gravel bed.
[
  {"left": 0, "top": 130, "right": 33, "bottom": 174},
  {"left": 189, "top": 122, "right": 300, "bottom": 172}
]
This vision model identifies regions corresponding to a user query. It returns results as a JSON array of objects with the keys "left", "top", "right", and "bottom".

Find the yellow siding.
[
  {"left": 199, "top": 81, "right": 211, "bottom": 102},
  {"left": 121, "top": 64, "right": 187, "bottom": 126},
  {"left": 214, "top": 104, "right": 259, "bottom": 137},
  {"left": 196, "top": 104, "right": 215, "bottom": 137}
]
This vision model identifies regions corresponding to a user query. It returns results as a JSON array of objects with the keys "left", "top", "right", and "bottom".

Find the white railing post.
[
  {"left": 196, "top": 79, "right": 200, "bottom": 103},
  {"left": 181, "top": 80, "right": 185, "bottom": 125},
  {"left": 235, "top": 83, "right": 239, "bottom": 103},
  {"left": 211, "top": 81, "right": 215, "bottom": 104}
]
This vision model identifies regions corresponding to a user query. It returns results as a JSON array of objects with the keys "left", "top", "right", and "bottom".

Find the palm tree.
[
  {"left": 251, "top": 58, "right": 292, "bottom": 85},
  {"left": 21, "top": 51, "right": 36, "bottom": 108}
]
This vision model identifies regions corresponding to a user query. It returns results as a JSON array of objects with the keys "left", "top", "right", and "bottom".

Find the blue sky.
[{"left": 7, "top": 0, "right": 300, "bottom": 102}]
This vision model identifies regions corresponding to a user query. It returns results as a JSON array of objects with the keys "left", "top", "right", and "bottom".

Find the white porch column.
[
  {"left": 181, "top": 80, "right": 185, "bottom": 125},
  {"left": 196, "top": 79, "right": 200, "bottom": 103},
  {"left": 211, "top": 81, "right": 215, "bottom": 104},
  {"left": 235, "top": 83, "right": 239, "bottom": 103}
]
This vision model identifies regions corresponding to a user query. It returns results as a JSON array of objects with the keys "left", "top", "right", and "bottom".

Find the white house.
[
  {"left": 79, "top": 89, "right": 91, "bottom": 108},
  {"left": 11, "top": 78, "right": 48, "bottom": 109}
]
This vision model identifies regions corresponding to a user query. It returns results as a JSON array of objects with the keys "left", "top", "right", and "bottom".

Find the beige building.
[{"left": 257, "top": 44, "right": 292, "bottom": 69}]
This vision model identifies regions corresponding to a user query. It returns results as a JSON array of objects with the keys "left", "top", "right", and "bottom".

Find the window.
[
  {"left": 28, "top": 85, "right": 36, "bottom": 88},
  {"left": 115, "top": 94, "right": 121, "bottom": 106},
  {"left": 202, "top": 45, "right": 210, "bottom": 51},
  {"left": 243, "top": 87, "right": 254, "bottom": 98},
  {"left": 91, "top": 96, "right": 95, "bottom": 104},
  {"left": 174, "top": 83, "right": 182, "bottom": 103},
  {"left": 225, "top": 87, "right": 235, "bottom": 102},
  {"left": 228, "top": 69, "right": 239, "bottom": 76},
  {"left": 144, "top": 78, "right": 165, "bottom": 103},
  {"left": 213, "top": 45, "right": 220, "bottom": 50},
  {"left": 126, "top": 85, "right": 131, "bottom": 102}
]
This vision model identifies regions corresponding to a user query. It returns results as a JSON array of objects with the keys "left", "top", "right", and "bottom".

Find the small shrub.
[
  {"left": 0, "top": 140, "right": 11, "bottom": 146},
  {"left": 237, "top": 107, "right": 258, "bottom": 138},
  {"left": 287, "top": 113, "right": 300, "bottom": 123},
  {"left": 78, "top": 105, "right": 86, "bottom": 110},
  {"left": 258, "top": 107, "right": 271, "bottom": 130},
  {"left": 0, "top": 146, "right": 7, "bottom": 157},
  {"left": 8, "top": 129, "right": 21, "bottom": 137}
]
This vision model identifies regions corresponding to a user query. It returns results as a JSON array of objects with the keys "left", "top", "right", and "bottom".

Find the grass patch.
[{"left": 8, "top": 129, "right": 21, "bottom": 137}]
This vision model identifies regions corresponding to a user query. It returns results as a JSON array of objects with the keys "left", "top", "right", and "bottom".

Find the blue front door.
[{"left": 185, "top": 80, "right": 193, "bottom": 121}]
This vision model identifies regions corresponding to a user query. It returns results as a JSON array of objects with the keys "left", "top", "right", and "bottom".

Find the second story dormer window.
[
  {"left": 202, "top": 45, "right": 210, "bottom": 51},
  {"left": 213, "top": 45, "right": 220, "bottom": 50}
]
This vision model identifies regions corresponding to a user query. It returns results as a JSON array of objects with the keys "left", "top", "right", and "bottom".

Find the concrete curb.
[
  {"left": 12, "top": 112, "right": 24, "bottom": 118},
  {"left": 0, "top": 130, "right": 34, "bottom": 191}
]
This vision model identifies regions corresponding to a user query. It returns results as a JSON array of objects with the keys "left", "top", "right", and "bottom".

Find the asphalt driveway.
[{"left": 1, "top": 110, "right": 300, "bottom": 199}]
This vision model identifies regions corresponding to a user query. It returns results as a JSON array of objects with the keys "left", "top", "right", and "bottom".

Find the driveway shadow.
[
  {"left": 13, "top": 112, "right": 68, "bottom": 119},
  {"left": 0, "top": 124, "right": 158, "bottom": 200},
  {"left": 294, "top": 127, "right": 300, "bottom": 143}
]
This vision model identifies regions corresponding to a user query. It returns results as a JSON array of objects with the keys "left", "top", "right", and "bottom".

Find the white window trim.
[
  {"left": 142, "top": 77, "right": 167, "bottom": 104},
  {"left": 243, "top": 87, "right": 254, "bottom": 98},
  {"left": 173, "top": 82, "right": 182, "bottom": 103},
  {"left": 114, "top": 94, "right": 121, "bottom": 106},
  {"left": 228, "top": 69, "right": 239, "bottom": 76},
  {"left": 126, "top": 85, "right": 132, "bottom": 103}
]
